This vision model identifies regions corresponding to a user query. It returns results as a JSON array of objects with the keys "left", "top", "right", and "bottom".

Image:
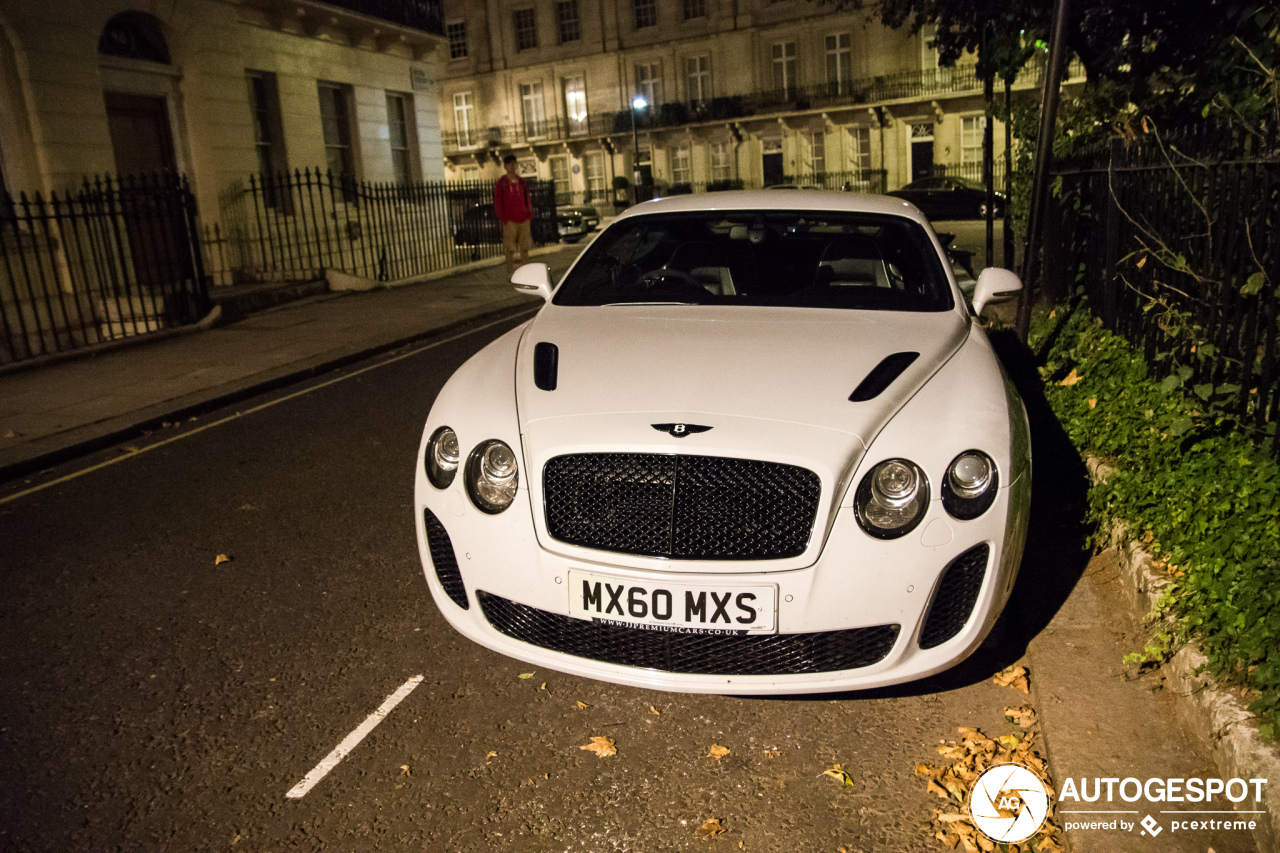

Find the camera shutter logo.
[{"left": 968, "top": 763, "right": 1052, "bottom": 844}]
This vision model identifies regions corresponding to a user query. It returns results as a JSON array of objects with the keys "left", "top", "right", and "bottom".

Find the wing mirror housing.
[
  {"left": 511, "top": 262, "right": 553, "bottom": 303},
  {"left": 971, "top": 267, "right": 1022, "bottom": 316}
]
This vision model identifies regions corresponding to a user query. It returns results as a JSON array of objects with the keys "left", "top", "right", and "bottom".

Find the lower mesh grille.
[
  {"left": 477, "top": 591, "right": 898, "bottom": 676},
  {"left": 918, "top": 544, "right": 989, "bottom": 649},
  {"left": 423, "top": 509, "right": 468, "bottom": 610}
]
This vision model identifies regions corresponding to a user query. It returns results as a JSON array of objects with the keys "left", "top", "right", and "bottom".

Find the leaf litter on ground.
[
  {"left": 992, "top": 664, "right": 1030, "bottom": 693},
  {"left": 579, "top": 736, "right": 616, "bottom": 758}
]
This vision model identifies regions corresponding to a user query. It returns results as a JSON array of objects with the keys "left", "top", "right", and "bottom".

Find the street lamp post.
[{"left": 630, "top": 95, "right": 646, "bottom": 205}]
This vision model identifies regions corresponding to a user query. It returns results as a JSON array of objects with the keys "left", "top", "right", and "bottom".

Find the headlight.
[
  {"left": 425, "top": 426, "right": 460, "bottom": 489},
  {"left": 942, "top": 451, "right": 998, "bottom": 520},
  {"left": 855, "top": 458, "right": 929, "bottom": 539},
  {"left": 465, "top": 439, "right": 519, "bottom": 513}
]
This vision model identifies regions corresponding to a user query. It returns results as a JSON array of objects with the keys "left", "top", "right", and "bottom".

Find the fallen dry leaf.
[
  {"left": 706, "top": 744, "right": 730, "bottom": 762},
  {"left": 1060, "top": 368, "right": 1082, "bottom": 386},
  {"left": 695, "top": 818, "right": 725, "bottom": 837},
  {"left": 575, "top": 700, "right": 590, "bottom": 710},
  {"left": 215, "top": 554, "right": 232, "bottom": 566},
  {"left": 992, "top": 664, "right": 1030, "bottom": 693},
  {"left": 517, "top": 672, "right": 535, "bottom": 679},
  {"left": 1004, "top": 704, "right": 1037, "bottom": 728},
  {"left": 821, "top": 764, "right": 855, "bottom": 787},
  {"left": 399, "top": 764, "right": 410, "bottom": 777},
  {"left": 1088, "top": 398, "right": 1097, "bottom": 409},
  {"left": 649, "top": 704, "right": 661, "bottom": 716},
  {"left": 579, "top": 736, "right": 616, "bottom": 758}
]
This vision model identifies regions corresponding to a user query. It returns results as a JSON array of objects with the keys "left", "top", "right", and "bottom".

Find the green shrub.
[{"left": 1032, "top": 304, "right": 1280, "bottom": 739}]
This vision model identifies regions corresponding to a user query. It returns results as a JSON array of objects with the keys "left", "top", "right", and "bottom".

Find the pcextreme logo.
[{"left": 969, "top": 763, "right": 1053, "bottom": 843}]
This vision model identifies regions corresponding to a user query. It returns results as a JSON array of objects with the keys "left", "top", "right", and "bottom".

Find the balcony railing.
[
  {"left": 443, "top": 59, "right": 1085, "bottom": 154},
  {"left": 317, "top": 0, "right": 443, "bottom": 35}
]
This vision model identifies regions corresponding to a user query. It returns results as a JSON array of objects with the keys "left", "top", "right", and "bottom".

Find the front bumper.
[{"left": 413, "top": 466, "right": 1028, "bottom": 695}]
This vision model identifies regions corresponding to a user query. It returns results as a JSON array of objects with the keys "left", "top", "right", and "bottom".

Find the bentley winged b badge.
[{"left": 651, "top": 423, "right": 712, "bottom": 438}]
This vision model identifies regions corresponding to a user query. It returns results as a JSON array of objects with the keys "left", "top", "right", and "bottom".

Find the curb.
[
  {"left": 0, "top": 300, "right": 540, "bottom": 485},
  {"left": 1089, "top": 458, "right": 1280, "bottom": 853}
]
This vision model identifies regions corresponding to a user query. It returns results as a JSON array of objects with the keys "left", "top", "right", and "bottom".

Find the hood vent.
[
  {"left": 849, "top": 352, "right": 919, "bottom": 402},
  {"left": 534, "top": 342, "right": 559, "bottom": 391}
]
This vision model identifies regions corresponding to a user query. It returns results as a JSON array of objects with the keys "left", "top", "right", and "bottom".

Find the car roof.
[{"left": 617, "top": 190, "right": 928, "bottom": 224}]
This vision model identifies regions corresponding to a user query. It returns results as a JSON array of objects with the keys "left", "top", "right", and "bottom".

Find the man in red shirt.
[{"left": 494, "top": 154, "right": 533, "bottom": 274}]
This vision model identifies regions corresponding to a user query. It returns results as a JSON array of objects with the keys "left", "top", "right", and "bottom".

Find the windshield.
[{"left": 553, "top": 211, "right": 953, "bottom": 311}]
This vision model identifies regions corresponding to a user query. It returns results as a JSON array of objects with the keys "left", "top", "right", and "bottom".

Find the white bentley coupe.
[{"left": 414, "top": 191, "right": 1030, "bottom": 694}]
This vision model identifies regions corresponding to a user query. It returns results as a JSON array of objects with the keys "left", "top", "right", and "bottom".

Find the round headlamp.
[
  {"left": 855, "top": 458, "right": 929, "bottom": 539},
  {"left": 942, "top": 451, "right": 998, "bottom": 519},
  {"left": 425, "top": 426, "right": 460, "bottom": 489},
  {"left": 465, "top": 439, "right": 519, "bottom": 513}
]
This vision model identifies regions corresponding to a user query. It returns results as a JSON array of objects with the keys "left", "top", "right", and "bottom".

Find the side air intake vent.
[
  {"left": 849, "top": 352, "right": 919, "bottom": 402},
  {"left": 534, "top": 342, "right": 558, "bottom": 391}
]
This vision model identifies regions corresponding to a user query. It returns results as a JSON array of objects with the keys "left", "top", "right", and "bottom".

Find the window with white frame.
[
  {"left": 563, "top": 75, "right": 587, "bottom": 136},
  {"left": 557, "top": 0, "right": 580, "bottom": 43},
  {"left": 514, "top": 8, "right": 537, "bottom": 51},
  {"left": 670, "top": 144, "right": 691, "bottom": 184},
  {"left": 635, "top": 62, "right": 662, "bottom": 108},
  {"left": 852, "top": 126, "right": 872, "bottom": 185},
  {"left": 772, "top": 42, "right": 796, "bottom": 95},
  {"left": 550, "top": 155, "right": 571, "bottom": 203},
  {"left": 809, "top": 130, "right": 825, "bottom": 176},
  {"left": 584, "top": 151, "right": 605, "bottom": 200},
  {"left": 317, "top": 81, "right": 356, "bottom": 177},
  {"left": 961, "top": 115, "right": 986, "bottom": 165},
  {"left": 520, "top": 81, "right": 546, "bottom": 137},
  {"left": 461, "top": 166, "right": 480, "bottom": 182},
  {"left": 709, "top": 141, "right": 732, "bottom": 182},
  {"left": 453, "top": 92, "right": 475, "bottom": 146},
  {"left": 447, "top": 21, "right": 467, "bottom": 59},
  {"left": 686, "top": 56, "right": 710, "bottom": 105},
  {"left": 386, "top": 92, "right": 418, "bottom": 184},
  {"left": 825, "top": 34, "right": 851, "bottom": 93},
  {"left": 633, "top": 0, "right": 657, "bottom": 29}
]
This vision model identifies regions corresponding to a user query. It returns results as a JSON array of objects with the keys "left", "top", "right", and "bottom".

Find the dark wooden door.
[{"left": 105, "top": 92, "right": 176, "bottom": 175}]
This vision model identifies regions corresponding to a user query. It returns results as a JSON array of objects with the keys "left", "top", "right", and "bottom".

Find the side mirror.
[
  {"left": 511, "top": 262, "right": 553, "bottom": 303},
  {"left": 972, "top": 268, "right": 1022, "bottom": 316}
]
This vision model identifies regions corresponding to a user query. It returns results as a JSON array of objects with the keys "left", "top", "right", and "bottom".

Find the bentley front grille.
[
  {"left": 543, "top": 453, "right": 821, "bottom": 560},
  {"left": 918, "top": 544, "right": 989, "bottom": 649},
  {"left": 477, "top": 591, "right": 899, "bottom": 676}
]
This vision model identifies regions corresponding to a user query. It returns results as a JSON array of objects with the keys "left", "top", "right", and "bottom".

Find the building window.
[
  {"left": 317, "top": 82, "right": 356, "bottom": 178},
  {"left": 550, "top": 155, "right": 571, "bottom": 203},
  {"left": 514, "top": 8, "right": 538, "bottom": 52},
  {"left": 520, "top": 81, "right": 546, "bottom": 138},
  {"left": 447, "top": 21, "right": 467, "bottom": 59},
  {"left": 771, "top": 42, "right": 796, "bottom": 95},
  {"left": 709, "top": 141, "right": 732, "bottom": 182},
  {"left": 670, "top": 144, "right": 691, "bottom": 185},
  {"left": 852, "top": 126, "right": 872, "bottom": 182},
  {"left": 635, "top": 62, "right": 662, "bottom": 108},
  {"left": 686, "top": 56, "right": 710, "bottom": 105},
  {"left": 461, "top": 166, "right": 480, "bottom": 182},
  {"left": 584, "top": 151, "right": 605, "bottom": 201},
  {"left": 961, "top": 115, "right": 986, "bottom": 165},
  {"left": 683, "top": 0, "right": 706, "bottom": 19},
  {"left": 563, "top": 75, "right": 588, "bottom": 136},
  {"left": 810, "top": 131, "right": 825, "bottom": 175},
  {"left": 825, "top": 34, "right": 851, "bottom": 93},
  {"left": 99, "top": 12, "right": 170, "bottom": 63},
  {"left": 557, "top": 1, "right": 580, "bottom": 43},
  {"left": 633, "top": 0, "right": 657, "bottom": 29},
  {"left": 247, "top": 71, "right": 289, "bottom": 210},
  {"left": 453, "top": 92, "right": 475, "bottom": 147},
  {"left": 386, "top": 92, "right": 418, "bottom": 184}
]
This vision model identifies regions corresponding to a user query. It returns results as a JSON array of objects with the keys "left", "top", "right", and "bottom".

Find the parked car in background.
[
  {"left": 452, "top": 203, "right": 559, "bottom": 248},
  {"left": 556, "top": 204, "right": 601, "bottom": 241},
  {"left": 887, "top": 176, "right": 1004, "bottom": 221},
  {"left": 415, "top": 190, "right": 1031, "bottom": 695}
]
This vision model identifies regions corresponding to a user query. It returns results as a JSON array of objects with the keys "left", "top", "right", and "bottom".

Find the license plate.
[{"left": 568, "top": 570, "right": 777, "bottom": 634}]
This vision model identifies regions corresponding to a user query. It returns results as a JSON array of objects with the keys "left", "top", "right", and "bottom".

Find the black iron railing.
[
  {"left": 0, "top": 174, "right": 209, "bottom": 366},
  {"left": 443, "top": 60, "right": 1085, "bottom": 153},
  {"left": 1047, "top": 143, "right": 1280, "bottom": 456},
  {"left": 317, "top": 0, "right": 443, "bottom": 35},
  {"left": 229, "top": 169, "right": 557, "bottom": 284}
]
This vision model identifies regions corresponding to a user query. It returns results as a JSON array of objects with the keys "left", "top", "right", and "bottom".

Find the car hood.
[{"left": 515, "top": 304, "right": 968, "bottom": 446}]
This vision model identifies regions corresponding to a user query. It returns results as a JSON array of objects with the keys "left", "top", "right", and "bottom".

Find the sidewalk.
[{"left": 0, "top": 244, "right": 584, "bottom": 483}]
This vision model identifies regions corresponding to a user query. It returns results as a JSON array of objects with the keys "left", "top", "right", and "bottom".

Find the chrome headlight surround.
[
  {"left": 465, "top": 439, "right": 519, "bottom": 514},
  {"left": 941, "top": 450, "right": 998, "bottom": 520},
  {"left": 854, "top": 458, "right": 930, "bottom": 539},
  {"left": 425, "top": 426, "right": 460, "bottom": 489}
]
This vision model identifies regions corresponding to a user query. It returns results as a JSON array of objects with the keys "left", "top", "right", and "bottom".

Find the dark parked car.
[
  {"left": 557, "top": 204, "right": 601, "bottom": 238},
  {"left": 887, "top": 176, "right": 1004, "bottom": 221},
  {"left": 452, "top": 204, "right": 560, "bottom": 248}
]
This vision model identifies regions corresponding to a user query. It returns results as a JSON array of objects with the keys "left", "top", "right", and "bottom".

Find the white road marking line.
[
  {"left": 286, "top": 674, "right": 424, "bottom": 799},
  {"left": 0, "top": 309, "right": 537, "bottom": 506}
]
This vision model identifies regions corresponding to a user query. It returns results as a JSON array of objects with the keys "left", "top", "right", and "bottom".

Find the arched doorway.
[{"left": 99, "top": 12, "right": 178, "bottom": 177}]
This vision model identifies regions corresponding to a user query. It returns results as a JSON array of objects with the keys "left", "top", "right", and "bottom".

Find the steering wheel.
[{"left": 640, "top": 268, "right": 703, "bottom": 290}]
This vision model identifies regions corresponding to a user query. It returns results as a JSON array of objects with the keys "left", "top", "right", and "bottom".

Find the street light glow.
[{"left": 632, "top": 96, "right": 647, "bottom": 110}]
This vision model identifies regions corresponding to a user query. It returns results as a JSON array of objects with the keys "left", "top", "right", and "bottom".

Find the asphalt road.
[{"left": 0, "top": 311, "right": 1053, "bottom": 852}]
